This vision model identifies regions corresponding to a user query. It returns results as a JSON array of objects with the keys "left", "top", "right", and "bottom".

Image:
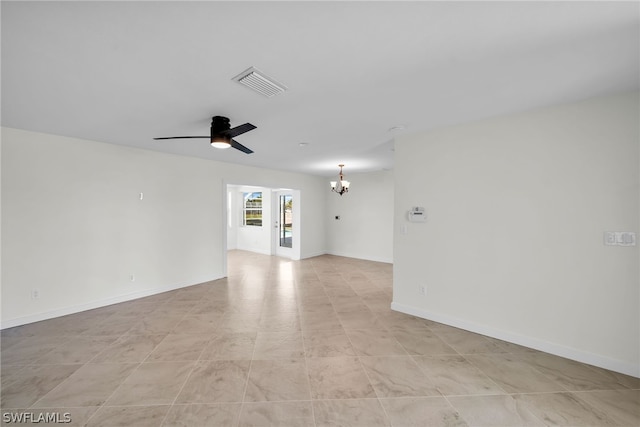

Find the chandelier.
[{"left": 330, "top": 164, "right": 350, "bottom": 196}]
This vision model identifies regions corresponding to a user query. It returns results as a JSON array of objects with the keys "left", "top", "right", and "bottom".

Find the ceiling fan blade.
[
  {"left": 231, "top": 139, "right": 254, "bottom": 154},
  {"left": 153, "top": 136, "right": 209, "bottom": 140},
  {"left": 223, "top": 123, "right": 256, "bottom": 138}
]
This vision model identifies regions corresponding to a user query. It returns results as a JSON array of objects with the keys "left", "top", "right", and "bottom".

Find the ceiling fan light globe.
[
  {"left": 211, "top": 141, "right": 231, "bottom": 149},
  {"left": 211, "top": 135, "right": 231, "bottom": 149}
]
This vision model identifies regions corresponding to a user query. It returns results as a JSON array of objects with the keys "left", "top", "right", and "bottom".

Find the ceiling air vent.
[{"left": 232, "top": 67, "right": 287, "bottom": 98}]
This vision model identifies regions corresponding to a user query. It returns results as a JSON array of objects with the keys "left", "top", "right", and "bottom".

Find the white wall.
[
  {"left": 392, "top": 91, "right": 639, "bottom": 376},
  {"left": 325, "top": 170, "right": 394, "bottom": 263},
  {"left": 1, "top": 128, "right": 326, "bottom": 327},
  {"left": 226, "top": 189, "right": 238, "bottom": 250}
]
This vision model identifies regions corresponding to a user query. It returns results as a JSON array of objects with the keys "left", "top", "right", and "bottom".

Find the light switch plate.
[
  {"left": 604, "top": 231, "right": 636, "bottom": 246},
  {"left": 618, "top": 232, "right": 636, "bottom": 246},
  {"left": 604, "top": 232, "right": 617, "bottom": 246}
]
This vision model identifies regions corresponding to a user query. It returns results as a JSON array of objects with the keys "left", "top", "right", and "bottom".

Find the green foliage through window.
[{"left": 243, "top": 192, "right": 262, "bottom": 226}]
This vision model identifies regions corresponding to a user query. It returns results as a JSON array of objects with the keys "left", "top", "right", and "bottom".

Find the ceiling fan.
[{"left": 154, "top": 116, "right": 256, "bottom": 154}]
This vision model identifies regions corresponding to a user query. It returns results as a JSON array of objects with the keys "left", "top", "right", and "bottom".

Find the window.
[{"left": 243, "top": 192, "right": 262, "bottom": 226}]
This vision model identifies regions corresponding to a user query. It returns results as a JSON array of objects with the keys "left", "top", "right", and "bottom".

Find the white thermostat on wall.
[{"left": 407, "top": 206, "right": 427, "bottom": 222}]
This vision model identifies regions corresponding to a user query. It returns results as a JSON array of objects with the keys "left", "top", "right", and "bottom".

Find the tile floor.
[{"left": 1, "top": 250, "right": 638, "bottom": 426}]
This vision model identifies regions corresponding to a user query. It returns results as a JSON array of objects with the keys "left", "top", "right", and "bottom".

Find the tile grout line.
[
  {"left": 84, "top": 299, "right": 195, "bottom": 426},
  {"left": 297, "top": 280, "right": 318, "bottom": 427}
]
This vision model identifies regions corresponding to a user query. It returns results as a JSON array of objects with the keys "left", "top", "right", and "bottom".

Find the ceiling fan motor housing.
[{"left": 211, "top": 116, "right": 231, "bottom": 133}]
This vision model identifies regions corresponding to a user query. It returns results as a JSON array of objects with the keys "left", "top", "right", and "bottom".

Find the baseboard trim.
[
  {"left": 1, "top": 276, "right": 222, "bottom": 330},
  {"left": 325, "top": 250, "right": 392, "bottom": 264},
  {"left": 235, "top": 247, "right": 271, "bottom": 256},
  {"left": 391, "top": 301, "right": 639, "bottom": 378},
  {"left": 301, "top": 250, "right": 329, "bottom": 260}
]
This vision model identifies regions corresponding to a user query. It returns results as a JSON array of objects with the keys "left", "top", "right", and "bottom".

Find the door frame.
[
  {"left": 222, "top": 182, "right": 300, "bottom": 279},
  {"left": 272, "top": 189, "right": 300, "bottom": 260}
]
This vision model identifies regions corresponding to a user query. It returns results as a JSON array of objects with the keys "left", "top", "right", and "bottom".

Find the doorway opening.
[
  {"left": 225, "top": 184, "right": 300, "bottom": 263},
  {"left": 278, "top": 194, "right": 293, "bottom": 248}
]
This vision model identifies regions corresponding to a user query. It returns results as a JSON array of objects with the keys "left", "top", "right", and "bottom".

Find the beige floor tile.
[
  {"left": 238, "top": 401, "right": 315, "bottom": 427},
  {"left": 0, "top": 336, "right": 70, "bottom": 366},
  {"left": 170, "top": 313, "right": 224, "bottom": 335},
  {"left": 513, "top": 392, "right": 619, "bottom": 426},
  {"left": 519, "top": 351, "right": 637, "bottom": 391},
  {"left": 90, "top": 334, "right": 166, "bottom": 363},
  {"left": 244, "top": 359, "right": 310, "bottom": 402},
  {"left": 188, "top": 300, "right": 231, "bottom": 316},
  {"left": 253, "top": 331, "right": 304, "bottom": 359},
  {"left": 34, "top": 336, "right": 118, "bottom": 364},
  {"left": 126, "top": 314, "right": 185, "bottom": 335},
  {"left": 349, "top": 281, "right": 381, "bottom": 297},
  {"left": 307, "top": 357, "right": 376, "bottom": 399},
  {"left": 85, "top": 405, "right": 170, "bottom": 426},
  {"left": 359, "top": 356, "right": 440, "bottom": 398},
  {"left": 330, "top": 296, "right": 367, "bottom": 312},
  {"left": 107, "top": 302, "right": 158, "bottom": 317},
  {"left": 0, "top": 336, "right": 25, "bottom": 351},
  {"left": 1, "top": 364, "right": 82, "bottom": 408},
  {"left": 199, "top": 332, "right": 256, "bottom": 360},
  {"left": 300, "top": 311, "right": 343, "bottom": 331},
  {"left": 153, "top": 300, "right": 200, "bottom": 316},
  {"left": 573, "top": 389, "right": 640, "bottom": 426},
  {"left": 312, "top": 399, "right": 391, "bottom": 427},
  {"left": 391, "top": 329, "right": 457, "bottom": 356},
  {"left": 33, "top": 363, "right": 139, "bottom": 407},
  {"left": 380, "top": 397, "right": 469, "bottom": 427},
  {"left": 465, "top": 353, "right": 566, "bottom": 393},
  {"left": 0, "top": 365, "right": 26, "bottom": 389},
  {"left": 105, "top": 361, "right": 194, "bottom": 406},
  {"left": 298, "top": 300, "right": 334, "bottom": 314},
  {"left": 412, "top": 355, "right": 505, "bottom": 396},
  {"left": 175, "top": 360, "right": 250, "bottom": 403},
  {"left": 361, "top": 292, "right": 392, "bottom": 312},
  {"left": 375, "top": 311, "right": 434, "bottom": 331},
  {"left": 162, "top": 403, "right": 241, "bottom": 426},
  {"left": 303, "top": 329, "right": 357, "bottom": 358},
  {"left": 146, "top": 334, "right": 211, "bottom": 362},
  {"left": 337, "top": 310, "right": 386, "bottom": 330},
  {"left": 218, "top": 312, "right": 262, "bottom": 333},
  {"left": 3, "top": 251, "right": 637, "bottom": 427},
  {"left": 346, "top": 329, "right": 408, "bottom": 357},
  {"left": 448, "top": 394, "right": 545, "bottom": 426},
  {"left": 2, "top": 316, "right": 93, "bottom": 338},
  {"left": 342, "top": 272, "right": 370, "bottom": 284},
  {"left": 258, "top": 312, "right": 301, "bottom": 332},
  {"left": 81, "top": 315, "right": 137, "bottom": 336},
  {"left": 0, "top": 323, "right": 51, "bottom": 338},
  {"left": 606, "top": 369, "right": 640, "bottom": 390},
  {"left": 261, "top": 295, "right": 298, "bottom": 311},
  {"left": 432, "top": 328, "right": 509, "bottom": 355}
]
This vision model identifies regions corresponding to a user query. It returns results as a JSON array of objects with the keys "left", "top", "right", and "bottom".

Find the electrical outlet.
[
  {"left": 31, "top": 289, "right": 40, "bottom": 300},
  {"left": 130, "top": 274, "right": 135, "bottom": 282},
  {"left": 418, "top": 285, "right": 426, "bottom": 296}
]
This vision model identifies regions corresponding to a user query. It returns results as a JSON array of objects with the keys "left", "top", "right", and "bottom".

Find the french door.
[{"left": 274, "top": 191, "right": 294, "bottom": 258}]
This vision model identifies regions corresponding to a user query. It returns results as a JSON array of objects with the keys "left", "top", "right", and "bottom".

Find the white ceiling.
[{"left": 2, "top": 1, "right": 638, "bottom": 176}]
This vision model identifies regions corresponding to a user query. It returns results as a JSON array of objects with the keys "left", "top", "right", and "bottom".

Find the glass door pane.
[{"left": 279, "top": 194, "right": 293, "bottom": 248}]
